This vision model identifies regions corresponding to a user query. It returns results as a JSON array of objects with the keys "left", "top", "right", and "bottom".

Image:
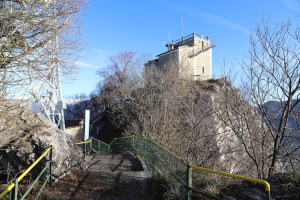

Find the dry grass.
[
  {"left": 143, "top": 175, "right": 173, "bottom": 200},
  {"left": 268, "top": 171, "right": 300, "bottom": 199}
]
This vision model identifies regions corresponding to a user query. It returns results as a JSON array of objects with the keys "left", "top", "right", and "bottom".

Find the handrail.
[
  {"left": 0, "top": 146, "right": 53, "bottom": 199},
  {"left": 144, "top": 138, "right": 186, "bottom": 163},
  {"left": 111, "top": 136, "right": 184, "bottom": 162},
  {"left": 135, "top": 136, "right": 270, "bottom": 192},
  {"left": 75, "top": 140, "right": 92, "bottom": 157},
  {"left": 92, "top": 138, "right": 109, "bottom": 146},
  {"left": 141, "top": 142, "right": 187, "bottom": 186},
  {"left": 173, "top": 33, "right": 210, "bottom": 44},
  {"left": 75, "top": 136, "right": 271, "bottom": 199},
  {"left": 108, "top": 136, "right": 271, "bottom": 199},
  {"left": 174, "top": 33, "right": 194, "bottom": 43},
  {"left": 109, "top": 136, "right": 132, "bottom": 145},
  {"left": 75, "top": 140, "right": 91, "bottom": 145},
  {"left": 189, "top": 164, "right": 270, "bottom": 192}
]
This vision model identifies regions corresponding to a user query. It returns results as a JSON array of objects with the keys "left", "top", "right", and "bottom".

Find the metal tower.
[{"left": 0, "top": 0, "right": 66, "bottom": 131}]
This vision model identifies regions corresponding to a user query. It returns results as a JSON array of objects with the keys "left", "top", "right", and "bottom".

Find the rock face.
[
  {"left": 147, "top": 78, "right": 280, "bottom": 179},
  {"left": 196, "top": 79, "right": 277, "bottom": 177},
  {"left": 0, "top": 100, "right": 86, "bottom": 183}
]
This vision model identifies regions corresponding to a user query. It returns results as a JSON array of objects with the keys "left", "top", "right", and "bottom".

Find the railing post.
[
  {"left": 150, "top": 143, "right": 155, "bottom": 174},
  {"left": 266, "top": 191, "right": 270, "bottom": 200},
  {"left": 9, "top": 187, "right": 12, "bottom": 200},
  {"left": 84, "top": 142, "right": 87, "bottom": 158},
  {"left": 49, "top": 146, "right": 53, "bottom": 186},
  {"left": 9, "top": 179, "right": 14, "bottom": 200},
  {"left": 143, "top": 140, "right": 146, "bottom": 163},
  {"left": 14, "top": 178, "right": 18, "bottom": 200},
  {"left": 186, "top": 162, "right": 192, "bottom": 200},
  {"left": 132, "top": 137, "right": 135, "bottom": 153},
  {"left": 89, "top": 139, "right": 92, "bottom": 154}
]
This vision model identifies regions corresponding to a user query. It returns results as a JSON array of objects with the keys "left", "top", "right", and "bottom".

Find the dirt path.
[{"left": 45, "top": 152, "right": 150, "bottom": 200}]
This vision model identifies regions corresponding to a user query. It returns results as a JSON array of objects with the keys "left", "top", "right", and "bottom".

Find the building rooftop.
[{"left": 158, "top": 32, "right": 215, "bottom": 57}]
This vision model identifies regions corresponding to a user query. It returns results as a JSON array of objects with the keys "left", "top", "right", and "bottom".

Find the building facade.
[{"left": 145, "top": 32, "right": 215, "bottom": 81}]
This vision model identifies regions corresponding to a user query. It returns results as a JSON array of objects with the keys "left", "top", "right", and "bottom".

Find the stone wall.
[{"left": 66, "top": 126, "right": 84, "bottom": 141}]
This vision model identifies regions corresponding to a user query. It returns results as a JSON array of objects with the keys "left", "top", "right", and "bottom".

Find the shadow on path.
[{"left": 46, "top": 152, "right": 150, "bottom": 200}]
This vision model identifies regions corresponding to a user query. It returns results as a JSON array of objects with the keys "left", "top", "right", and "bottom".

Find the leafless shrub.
[{"left": 0, "top": 0, "right": 88, "bottom": 97}]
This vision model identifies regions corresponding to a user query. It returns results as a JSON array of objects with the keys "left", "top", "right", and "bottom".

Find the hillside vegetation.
[{"left": 92, "top": 19, "right": 299, "bottom": 182}]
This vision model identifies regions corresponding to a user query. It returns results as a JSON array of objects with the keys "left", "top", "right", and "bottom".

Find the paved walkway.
[{"left": 46, "top": 152, "right": 150, "bottom": 200}]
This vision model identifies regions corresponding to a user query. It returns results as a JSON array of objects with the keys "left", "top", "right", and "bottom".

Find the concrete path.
[{"left": 46, "top": 152, "right": 151, "bottom": 200}]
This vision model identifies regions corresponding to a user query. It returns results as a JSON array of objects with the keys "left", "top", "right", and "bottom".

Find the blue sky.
[{"left": 61, "top": 0, "right": 300, "bottom": 98}]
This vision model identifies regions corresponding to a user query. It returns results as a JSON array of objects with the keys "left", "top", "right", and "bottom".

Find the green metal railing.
[
  {"left": 2, "top": 136, "right": 270, "bottom": 199},
  {"left": 0, "top": 146, "right": 53, "bottom": 200},
  {"left": 75, "top": 138, "right": 110, "bottom": 157},
  {"left": 85, "top": 136, "right": 271, "bottom": 200},
  {"left": 75, "top": 140, "right": 91, "bottom": 157},
  {"left": 91, "top": 138, "right": 110, "bottom": 153}
]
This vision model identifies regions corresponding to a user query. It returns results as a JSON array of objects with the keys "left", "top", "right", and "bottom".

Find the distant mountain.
[
  {"left": 29, "top": 98, "right": 101, "bottom": 122},
  {"left": 263, "top": 99, "right": 299, "bottom": 133},
  {"left": 263, "top": 99, "right": 299, "bottom": 170},
  {"left": 64, "top": 98, "right": 91, "bottom": 120}
]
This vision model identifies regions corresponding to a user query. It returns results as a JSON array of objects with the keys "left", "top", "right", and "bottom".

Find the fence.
[
  {"left": 0, "top": 146, "right": 53, "bottom": 200},
  {"left": 0, "top": 136, "right": 270, "bottom": 200},
  {"left": 86, "top": 136, "right": 271, "bottom": 200},
  {"left": 75, "top": 140, "right": 91, "bottom": 157},
  {"left": 75, "top": 138, "right": 110, "bottom": 157}
]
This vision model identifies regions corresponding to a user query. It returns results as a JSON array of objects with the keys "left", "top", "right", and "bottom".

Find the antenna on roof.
[{"left": 181, "top": 18, "right": 184, "bottom": 37}]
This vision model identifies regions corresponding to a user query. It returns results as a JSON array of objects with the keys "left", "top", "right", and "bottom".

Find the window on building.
[{"left": 202, "top": 65, "right": 205, "bottom": 74}]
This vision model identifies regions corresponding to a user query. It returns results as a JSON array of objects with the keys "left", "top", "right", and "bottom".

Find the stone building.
[{"left": 145, "top": 32, "right": 215, "bottom": 81}]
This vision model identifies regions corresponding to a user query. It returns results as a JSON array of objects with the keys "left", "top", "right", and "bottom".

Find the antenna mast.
[{"left": 181, "top": 18, "right": 184, "bottom": 37}]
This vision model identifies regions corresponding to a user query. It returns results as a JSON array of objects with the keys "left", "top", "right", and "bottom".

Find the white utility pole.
[{"left": 84, "top": 110, "right": 90, "bottom": 141}]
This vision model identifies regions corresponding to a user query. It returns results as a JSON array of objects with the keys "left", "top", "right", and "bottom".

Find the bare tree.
[
  {"left": 0, "top": 0, "right": 87, "bottom": 96},
  {"left": 216, "top": 19, "right": 299, "bottom": 179},
  {"left": 98, "top": 47, "right": 299, "bottom": 180},
  {"left": 215, "top": 76, "right": 274, "bottom": 179},
  {"left": 95, "top": 51, "right": 147, "bottom": 130},
  {"left": 0, "top": 0, "right": 88, "bottom": 128},
  {"left": 0, "top": 0, "right": 86, "bottom": 72},
  {"left": 243, "top": 18, "right": 299, "bottom": 177},
  {"left": 96, "top": 52, "right": 223, "bottom": 172}
]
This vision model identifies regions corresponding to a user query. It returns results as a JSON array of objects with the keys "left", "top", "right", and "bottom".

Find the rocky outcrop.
[
  {"left": 0, "top": 100, "right": 86, "bottom": 183},
  {"left": 171, "top": 79, "right": 279, "bottom": 178}
]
